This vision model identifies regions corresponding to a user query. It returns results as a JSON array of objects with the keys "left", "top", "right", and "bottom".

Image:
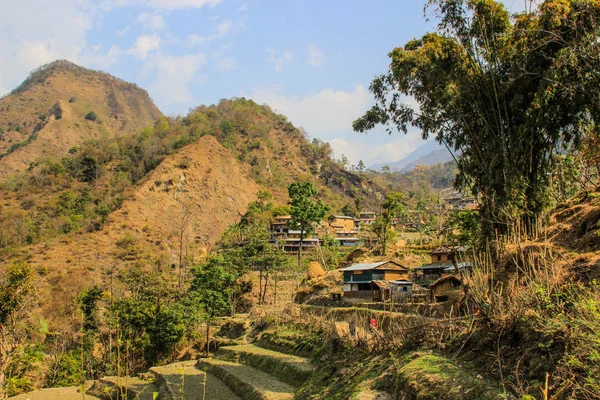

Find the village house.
[
  {"left": 270, "top": 215, "right": 320, "bottom": 252},
  {"left": 355, "top": 211, "right": 377, "bottom": 229},
  {"left": 412, "top": 246, "right": 471, "bottom": 283},
  {"left": 441, "top": 189, "right": 478, "bottom": 210},
  {"left": 341, "top": 261, "right": 409, "bottom": 302},
  {"left": 271, "top": 215, "right": 292, "bottom": 239},
  {"left": 272, "top": 215, "right": 362, "bottom": 252},
  {"left": 327, "top": 215, "right": 362, "bottom": 247}
]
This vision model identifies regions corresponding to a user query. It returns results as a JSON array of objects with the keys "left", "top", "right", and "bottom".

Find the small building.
[
  {"left": 358, "top": 212, "right": 376, "bottom": 227},
  {"left": 429, "top": 275, "right": 463, "bottom": 302},
  {"left": 328, "top": 215, "right": 355, "bottom": 232},
  {"left": 389, "top": 280, "right": 414, "bottom": 302},
  {"left": 413, "top": 246, "right": 471, "bottom": 283},
  {"left": 341, "top": 261, "right": 409, "bottom": 301},
  {"left": 271, "top": 215, "right": 292, "bottom": 239},
  {"left": 281, "top": 236, "right": 319, "bottom": 253},
  {"left": 442, "top": 190, "right": 477, "bottom": 210}
]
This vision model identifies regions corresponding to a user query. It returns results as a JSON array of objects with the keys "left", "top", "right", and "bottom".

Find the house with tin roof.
[
  {"left": 340, "top": 261, "right": 409, "bottom": 301},
  {"left": 413, "top": 246, "right": 471, "bottom": 283}
]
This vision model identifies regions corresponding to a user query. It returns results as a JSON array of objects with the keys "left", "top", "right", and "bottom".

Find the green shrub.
[{"left": 85, "top": 111, "right": 98, "bottom": 121}]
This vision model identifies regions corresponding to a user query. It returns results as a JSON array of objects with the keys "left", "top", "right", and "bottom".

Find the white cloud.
[
  {"left": 186, "top": 17, "right": 244, "bottom": 47},
  {"left": 329, "top": 133, "right": 425, "bottom": 167},
  {"left": 252, "top": 85, "right": 370, "bottom": 135},
  {"left": 307, "top": 44, "right": 325, "bottom": 67},
  {"left": 82, "top": 45, "right": 122, "bottom": 69},
  {"left": 249, "top": 85, "right": 430, "bottom": 165},
  {"left": 137, "top": 12, "right": 166, "bottom": 30},
  {"left": 143, "top": 53, "right": 207, "bottom": 105},
  {"left": 0, "top": 0, "right": 94, "bottom": 96},
  {"left": 238, "top": 3, "right": 248, "bottom": 12},
  {"left": 267, "top": 49, "right": 294, "bottom": 72},
  {"left": 127, "top": 34, "right": 161, "bottom": 60},
  {"left": 99, "top": 0, "right": 222, "bottom": 11},
  {"left": 217, "top": 19, "right": 232, "bottom": 35}
]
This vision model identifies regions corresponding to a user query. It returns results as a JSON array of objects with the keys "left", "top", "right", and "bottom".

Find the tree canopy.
[
  {"left": 288, "top": 182, "right": 330, "bottom": 266},
  {"left": 354, "top": 0, "right": 600, "bottom": 236}
]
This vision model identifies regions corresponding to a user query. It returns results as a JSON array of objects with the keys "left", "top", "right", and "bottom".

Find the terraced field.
[{"left": 10, "top": 342, "right": 315, "bottom": 400}]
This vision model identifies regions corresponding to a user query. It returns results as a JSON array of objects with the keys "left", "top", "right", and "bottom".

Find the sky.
[{"left": 0, "top": 0, "right": 531, "bottom": 167}]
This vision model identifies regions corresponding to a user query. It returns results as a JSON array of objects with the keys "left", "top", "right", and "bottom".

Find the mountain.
[
  {"left": 400, "top": 148, "right": 454, "bottom": 171},
  {"left": 370, "top": 140, "right": 452, "bottom": 171},
  {"left": 0, "top": 60, "right": 162, "bottom": 179},
  {"left": 0, "top": 62, "right": 385, "bottom": 332}
]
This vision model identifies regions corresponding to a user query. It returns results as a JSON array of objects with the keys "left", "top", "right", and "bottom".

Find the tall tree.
[
  {"left": 190, "top": 256, "right": 239, "bottom": 356},
  {"left": 354, "top": 0, "right": 600, "bottom": 237},
  {"left": 287, "top": 182, "right": 330, "bottom": 269},
  {"left": 371, "top": 192, "right": 407, "bottom": 254}
]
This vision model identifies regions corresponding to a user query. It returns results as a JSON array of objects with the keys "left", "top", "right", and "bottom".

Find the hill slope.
[
  {"left": 0, "top": 60, "right": 162, "bottom": 179},
  {"left": 0, "top": 62, "right": 386, "bottom": 332}
]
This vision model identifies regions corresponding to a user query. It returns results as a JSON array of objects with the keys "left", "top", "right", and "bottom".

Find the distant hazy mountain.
[{"left": 370, "top": 140, "right": 453, "bottom": 171}]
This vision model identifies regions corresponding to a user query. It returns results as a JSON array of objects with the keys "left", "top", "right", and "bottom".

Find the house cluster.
[
  {"left": 340, "top": 246, "right": 471, "bottom": 303},
  {"left": 270, "top": 212, "right": 383, "bottom": 252},
  {"left": 441, "top": 189, "right": 478, "bottom": 210}
]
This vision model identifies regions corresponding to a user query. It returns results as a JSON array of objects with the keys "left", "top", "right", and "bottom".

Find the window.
[
  {"left": 402, "top": 287, "right": 408, "bottom": 292},
  {"left": 436, "top": 255, "right": 441, "bottom": 261}
]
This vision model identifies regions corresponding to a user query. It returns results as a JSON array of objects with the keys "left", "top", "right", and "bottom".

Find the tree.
[
  {"left": 76, "top": 286, "right": 104, "bottom": 379},
  {"left": 443, "top": 210, "right": 480, "bottom": 247},
  {"left": 172, "top": 199, "right": 194, "bottom": 290},
  {"left": 190, "top": 256, "right": 239, "bottom": 356},
  {"left": 357, "top": 160, "right": 366, "bottom": 173},
  {"left": 371, "top": 192, "right": 407, "bottom": 254},
  {"left": 0, "top": 263, "right": 33, "bottom": 399},
  {"left": 110, "top": 265, "right": 191, "bottom": 370},
  {"left": 354, "top": 0, "right": 600, "bottom": 238},
  {"left": 288, "top": 182, "right": 330, "bottom": 269}
]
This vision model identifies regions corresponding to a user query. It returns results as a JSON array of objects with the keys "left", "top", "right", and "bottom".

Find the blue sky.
[{"left": 0, "top": 0, "right": 530, "bottom": 166}]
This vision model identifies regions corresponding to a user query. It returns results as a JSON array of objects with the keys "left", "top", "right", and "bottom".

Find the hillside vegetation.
[
  {"left": 0, "top": 63, "right": 387, "bottom": 353},
  {"left": 0, "top": 60, "right": 162, "bottom": 178}
]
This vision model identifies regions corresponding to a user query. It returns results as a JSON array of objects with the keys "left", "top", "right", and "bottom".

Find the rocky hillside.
[
  {"left": 0, "top": 60, "right": 162, "bottom": 179},
  {"left": 0, "top": 62, "right": 385, "bottom": 332}
]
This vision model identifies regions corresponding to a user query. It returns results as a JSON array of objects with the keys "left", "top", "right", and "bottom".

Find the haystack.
[{"left": 308, "top": 261, "right": 325, "bottom": 280}]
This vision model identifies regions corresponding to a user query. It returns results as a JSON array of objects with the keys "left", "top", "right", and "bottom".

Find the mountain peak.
[{"left": 10, "top": 59, "right": 144, "bottom": 96}]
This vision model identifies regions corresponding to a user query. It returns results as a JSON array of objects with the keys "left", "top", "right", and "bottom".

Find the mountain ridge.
[
  {"left": 370, "top": 140, "right": 452, "bottom": 171},
  {"left": 0, "top": 60, "right": 162, "bottom": 179}
]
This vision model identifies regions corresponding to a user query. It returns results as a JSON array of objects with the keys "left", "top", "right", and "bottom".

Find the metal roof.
[
  {"left": 414, "top": 261, "right": 471, "bottom": 270},
  {"left": 340, "top": 261, "right": 408, "bottom": 272},
  {"left": 389, "top": 280, "right": 413, "bottom": 285}
]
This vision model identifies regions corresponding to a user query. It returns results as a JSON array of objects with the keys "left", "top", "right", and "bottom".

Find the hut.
[{"left": 429, "top": 275, "right": 463, "bottom": 302}]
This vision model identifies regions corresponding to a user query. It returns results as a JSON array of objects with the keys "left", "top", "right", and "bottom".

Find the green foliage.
[
  {"left": 110, "top": 266, "right": 196, "bottom": 368},
  {"left": 371, "top": 192, "right": 407, "bottom": 254},
  {"left": 77, "top": 286, "right": 103, "bottom": 333},
  {"left": 84, "top": 111, "right": 98, "bottom": 121},
  {"left": 4, "top": 345, "right": 44, "bottom": 397},
  {"left": 288, "top": 182, "right": 330, "bottom": 237},
  {"left": 44, "top": 351, "right": 84, "bottom": 388},
  {"left": 0, "top": 262, "right": 33, "bottom": 325},
  {"left": 190, "top": 256, "right": 240, "bottom": 319},
  {"left": 355, "top": 0, "right": 600, "bottom": 236},
  {"left": 288, "top": 181, "right": 330, "bottom": 266},
  {"left": 443, "top": 210, "right": 480, "bottom": 246}
]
